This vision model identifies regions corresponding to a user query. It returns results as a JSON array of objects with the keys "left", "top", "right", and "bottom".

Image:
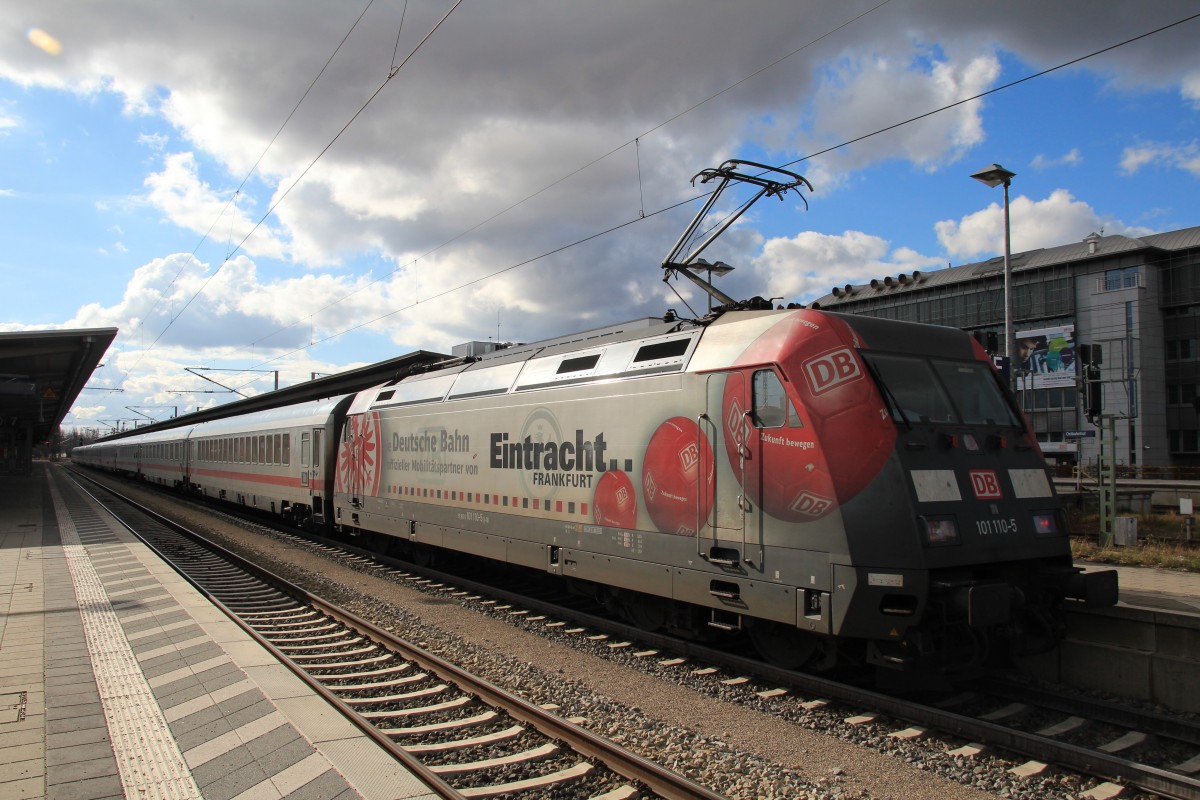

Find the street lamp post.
[{"left": 970, "top": 163, "right": 1017, "bottom": 390}]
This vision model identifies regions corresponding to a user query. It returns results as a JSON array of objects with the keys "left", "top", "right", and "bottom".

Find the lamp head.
[{"left": 971, "top": 163, "right": 1016, "bottom": 188}]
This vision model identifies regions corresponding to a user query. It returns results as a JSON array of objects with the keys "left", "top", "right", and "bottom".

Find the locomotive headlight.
[
  {"left": 922, "top": 516, "right": 959, "bottom": 546},
  {"left": 1033, "top": 511, "right": 1064, "bottom": 537}
]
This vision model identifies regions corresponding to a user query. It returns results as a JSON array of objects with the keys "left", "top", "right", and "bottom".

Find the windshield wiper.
[{"left": 861, "top": 356, "right": 912, "bottom": 431}]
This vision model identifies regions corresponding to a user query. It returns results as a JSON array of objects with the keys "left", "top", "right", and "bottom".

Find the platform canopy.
[{"left": 0, "top": 328, "right": 117, "bottom": 470}]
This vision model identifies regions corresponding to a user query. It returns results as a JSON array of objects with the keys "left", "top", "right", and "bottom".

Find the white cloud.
[
  {"left": 934, "top": 189, "right": 1156, "bottom": 260},
  {"left": 138, "top": 132, "right": 168, "bottom": 151},
  {"left": 793, "top": 50, "right": 1000, "bottom": 181},
  {"left": 751, "top": 230, "right": 944, "bottom": 302},
  {"left": 1120, "top": 141, "right": 1200, "bottom": 177},
  {"left": 1185, "top": 72, "right": 1200, "bottom": 108},
  {"left": 142, "top": 152, "right": 290, "bottom": 260},
  {"left": 1031, "top": 148, "right": 1082, "bottom": 170}
]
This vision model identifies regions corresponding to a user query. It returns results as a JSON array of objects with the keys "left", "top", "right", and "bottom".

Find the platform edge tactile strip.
[
  {"left": 50, "top": 469, "right": 442, "bottom": 800},
  {"left": 49, "top": 474, "right": 206, "bottom": 800}
]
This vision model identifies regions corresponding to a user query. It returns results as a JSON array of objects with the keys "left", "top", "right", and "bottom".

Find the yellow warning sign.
[
  {"left": 889, "top": 628, "right": 900, "bottom": 638},
  {"left": 42, "top": 387, "right": 57, "bottom": 400}
]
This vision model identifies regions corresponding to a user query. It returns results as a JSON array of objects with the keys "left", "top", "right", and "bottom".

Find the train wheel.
[
  {"left": 621, "top": 592, "right": 670, "bottom": 632},
  {"left": 749, "top": 620, "right": 822, "bottom": 670}
]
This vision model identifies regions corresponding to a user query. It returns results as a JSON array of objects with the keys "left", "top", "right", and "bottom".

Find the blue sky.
[{"left": 1, "top": 1, "right": 1198, "bottom": 432}]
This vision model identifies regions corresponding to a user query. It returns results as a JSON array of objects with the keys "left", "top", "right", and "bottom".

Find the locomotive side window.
[{"left": 752, "top": 370, "right": 801, "bottom": 428}]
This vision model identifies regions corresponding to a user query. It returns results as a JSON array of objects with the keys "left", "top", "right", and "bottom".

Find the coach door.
[{"left": 309, "top": 428, "right": 325, "bottom": 522}]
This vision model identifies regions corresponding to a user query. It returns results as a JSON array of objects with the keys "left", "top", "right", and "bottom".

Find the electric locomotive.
[{"left": 330, "top": 305, "right": 1115, "bottom": 674}]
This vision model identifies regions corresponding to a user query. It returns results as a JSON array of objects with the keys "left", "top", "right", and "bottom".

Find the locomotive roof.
[{"left": 92, "top": 349, "right": 445, "bottom": 443}]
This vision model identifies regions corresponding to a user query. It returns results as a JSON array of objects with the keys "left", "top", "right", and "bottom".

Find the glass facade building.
[{"left": 809, "top": 226, "right": 1200, "bottom": 469}]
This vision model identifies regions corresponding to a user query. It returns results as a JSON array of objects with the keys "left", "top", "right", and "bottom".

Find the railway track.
[
  {"left": 71, "top": 467, "right": 1200, "bottom": 799},
  {"left": 228, "top": 526, "right": 1200, "bottom": 799},
  {"left": 65, "top": 469, "right": 728, "bottom": 800}
]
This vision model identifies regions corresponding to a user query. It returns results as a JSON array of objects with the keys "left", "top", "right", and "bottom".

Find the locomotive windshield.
[{"left": 862, "top": 353, "right": 1021, "bottom": 427}]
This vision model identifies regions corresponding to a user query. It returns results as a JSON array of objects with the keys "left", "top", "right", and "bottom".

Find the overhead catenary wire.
[
  {"left": 112, "top": 6, "right": 1200, "bottom": 402},
  {"left": 245, "top": 0, "right": 896, "bottom": 352},
  {"left": 776, "top": 10, "right": 1200, "bottom": 170},
  {"left": 225, "top": 9, "right": 1200, "bottom": 387},
  {"left": 136, "top": 0, "right": 462, "bottom": 368},
  {"left": 125, "top": 0, "right": 380, "bottom": 360}
]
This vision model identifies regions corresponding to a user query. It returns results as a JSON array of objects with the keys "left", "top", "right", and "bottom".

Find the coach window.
[
  {"left": 752, "top": 370, "right": 801, "bottom": 428},
  {"left": 273, "top": 434, "right": 282, "bottom": 465},
  {"left": 300, "top": 433, "right": 311, "bottom": 466},
  {"left": 257, "top": 435, "right": 266, "bottom": 463},
  {"left": 282, "top": 434, "right": 290, "bottom": 465}
]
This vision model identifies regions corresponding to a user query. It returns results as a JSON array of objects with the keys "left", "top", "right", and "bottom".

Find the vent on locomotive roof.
[
  {"left": 633, "top": 338, "right": 690, "bottom": 363},
  {"left": 556, "top": 354, "right": 601, "bottom": 374},
  {"left": 831, "top": 286, "right": 843, "bottom": 297},
  {"left": 870, "top": 278, "right": 881, "bottom": 289},
  {"left": 884, "top": 276, "right": 895, "bottom": 286},
  {"left": 898, "top": 273, "right": 910, "bottom": 284}
]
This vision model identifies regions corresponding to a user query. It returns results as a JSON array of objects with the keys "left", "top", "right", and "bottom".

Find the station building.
[{"left": 808, "top": 225, "right": 1200, "bottom": 472}]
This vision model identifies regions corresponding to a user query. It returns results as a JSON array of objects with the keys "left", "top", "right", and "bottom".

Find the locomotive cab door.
[
  {"left": 705, "top": 371, "right": 750, "bottom": 564},
  {"left": 708, "top": 367, "right": 802, "bottom": 570}
]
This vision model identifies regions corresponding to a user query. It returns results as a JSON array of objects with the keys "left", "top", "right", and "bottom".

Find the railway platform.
[
  {"left": 1086, "top": 561, "right": 1200, "bottom": 615},
  {"left": 0, "top": 463, "right": 437, "bottom": 800}
]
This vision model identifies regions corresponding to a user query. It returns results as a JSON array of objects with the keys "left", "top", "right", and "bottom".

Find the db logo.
[
  {"left": 790, "top": 490, "right": 834, "bottom": 518},
  {"left": 644, "top": 472, "right": 657, "bottom": 501},
  {"left": 969, "top": 470, "right": 1003, "bottom": 500},
  {"left": 803, "top": 347, "right": 862, "bottom": 395},
  {"left": 725, "top": 397, "right": 747, "bottom": 447},
  {"left": 677, "top": 442, "right": 700, "bottom": 472}
]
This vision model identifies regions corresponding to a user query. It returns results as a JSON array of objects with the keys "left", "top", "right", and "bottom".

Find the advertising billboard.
[{"left": 1015, "top": 324, "right": 1075, "bottom": 391}]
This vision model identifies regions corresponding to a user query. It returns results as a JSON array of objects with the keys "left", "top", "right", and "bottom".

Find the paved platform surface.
[
  {"left": 1082, "top": 561, "right": 1200, "bottom": 615},
  {"left": 0, "top": 464, "right": 437, "bottom": 800}
]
